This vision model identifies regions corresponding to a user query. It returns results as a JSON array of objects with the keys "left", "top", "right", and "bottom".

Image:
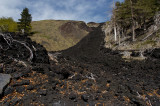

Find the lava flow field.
[{"left": 0, "top": 24, "right": 160, "bottom": 106}]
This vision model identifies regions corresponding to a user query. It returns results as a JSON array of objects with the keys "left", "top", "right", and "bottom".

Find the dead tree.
[
  {"left": 113, "top": 0, "right": 117, "bottom": 42},
  {"left": 0, "top": 33, "right": 33, "bottom": 62},
  {"left": 130, "top": 0, "right": 136, "bottom": 41}
]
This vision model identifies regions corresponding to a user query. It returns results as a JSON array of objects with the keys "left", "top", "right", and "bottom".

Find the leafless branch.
[{"left": 0, "top": 33, "right": 33, "bottom": 62}]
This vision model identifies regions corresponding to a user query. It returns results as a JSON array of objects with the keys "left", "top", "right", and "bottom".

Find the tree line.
[
  {"left": 0, "top": 8, "right": 32, "bottom": 34},
  {"left": 111, "top": 0, "right": 160, "bottom": 43}
]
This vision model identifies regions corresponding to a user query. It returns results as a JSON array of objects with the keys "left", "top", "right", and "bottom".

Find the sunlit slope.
[{"left": 30, "top": 20, "right": 91, "bottom": 51}]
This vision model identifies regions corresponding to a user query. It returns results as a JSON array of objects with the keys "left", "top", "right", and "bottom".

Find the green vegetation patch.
[{"left": 0, "top": 17, "right": 17, "bottom": 32}]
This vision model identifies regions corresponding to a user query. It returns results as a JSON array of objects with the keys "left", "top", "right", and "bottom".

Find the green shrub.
[{"left": 0, "top": 17, "right": 17, "bottom": 32}]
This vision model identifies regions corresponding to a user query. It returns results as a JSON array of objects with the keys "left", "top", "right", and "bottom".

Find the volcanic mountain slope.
[
  {"left": 31, "top": 20, "right": 91, "bottom": 51},
  {"left": 0, "top": 23, "right": 160, "bottom": 106}
]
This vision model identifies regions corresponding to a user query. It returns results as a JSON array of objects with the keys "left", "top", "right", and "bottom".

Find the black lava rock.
[
  {"left": 11, "top": 73, "right": 23, "bottom": 79},
  {"left": 157, "top": 89, "right": 160, "bottom": 95},
  {"left": 69, "top": 92, "right": 77, "bottom": 100},
  {"left": 4, "top": 68, "right": 15, "bottom": 74},
  {"left": 32, "top": 67, "right": 44, "bottom": 73},
  {"left": 10, "top": 97, "right": 21, "bottom": 105},
  {"left": 12, "top": 80, "right": 30, "bottom": 87},
  {"left": 27, "top": 85, "right": 34, "bottom": 90},
  {"left": 4, "top": 86, "right": 14, "bottom": 96},
  {"left": 16, "top": 86, "right": 25, "bottom": 93},
  {"left": 81, "top": 94, "right": 90, "bottom": 102},
  {"left": 21, "top": 80, "right": 30, "bottom": 85},
  {"left": 39, "top": 89, "right": 47, "bottom": 96}
]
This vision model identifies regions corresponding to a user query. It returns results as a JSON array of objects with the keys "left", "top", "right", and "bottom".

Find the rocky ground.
[{"left": 0, "top": 24, "right": 160, "bottom": 106}]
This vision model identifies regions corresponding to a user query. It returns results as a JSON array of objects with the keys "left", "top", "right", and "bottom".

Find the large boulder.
[{"left": 0, "top": 74, "right": 11, "bottom": 95}]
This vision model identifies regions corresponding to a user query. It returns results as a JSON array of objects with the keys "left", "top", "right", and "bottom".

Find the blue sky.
[{"left": 0, "top": 0, "right": 124, "bottom": 23}]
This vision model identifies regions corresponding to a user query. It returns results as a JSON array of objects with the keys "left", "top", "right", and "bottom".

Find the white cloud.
[
  {"left": 0, "top": 0, "right": 124, "bottom": 22},
  {"left": 0, "top": 0, "right": 23, "bottom": 19}
]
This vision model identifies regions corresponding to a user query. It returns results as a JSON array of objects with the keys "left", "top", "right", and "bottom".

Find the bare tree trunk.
[
  {"left": 114, "top": 25, "right": 117, "bottom": 41},
  {"left": 113, "top": 0, "right": 117, "bottom": 42},
  {"left": 122, "top": 28, "right": 125, "bottom": 38},
  {"left": 130, "top": 0, "right": 136, "bottom": 41},
  {"left": 0, "top": 33, "right": 33, "bottom": 61},
  {"left": 117, "top": 25, "right": 121, "bottom": 46},
  {"left": 144, "top": 19, "right": 146, "bottom": 31},
  {"left": 118, "top": 33, "right": 121, "bottom": 45}
]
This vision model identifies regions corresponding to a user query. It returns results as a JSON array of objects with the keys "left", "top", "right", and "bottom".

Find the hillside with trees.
[
  {"left": 104, "top": 0, "right": 160, "bottom": 51},
  {"left": 0, "top": 1, "right": 160, "bottom": 105}
]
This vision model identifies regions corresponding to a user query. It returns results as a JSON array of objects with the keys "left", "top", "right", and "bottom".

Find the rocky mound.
[
  {"left": 0, "top": 33, "right": 49, "bottom": 63},
  {"left": 0, "top": 33, "right": 50, "bottom": 104}
]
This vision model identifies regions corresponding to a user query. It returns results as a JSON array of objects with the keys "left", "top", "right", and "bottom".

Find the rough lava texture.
[{"left": 0, "top": 24, "right": 160, "bottom": 106}]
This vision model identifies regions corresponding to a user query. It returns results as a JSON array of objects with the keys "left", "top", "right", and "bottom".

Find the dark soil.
[{"left": 0, "top": 24, "right": 160, "bottom": 106}]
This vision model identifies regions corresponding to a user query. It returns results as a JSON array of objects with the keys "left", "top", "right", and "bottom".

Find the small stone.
[
  {"left": 96, "top": 90, "right": 101, "bottom": 93},
  {"left": 11, "top": 73, "right": 23, "bottom": 79},
  {"left": 72, "top": 74, "right": 81, "bottom": 80},
  {"left": 5, "top": 68, "right": 15, "bottom": 74},
  {"left": 21, "top": 80, "right": 30, "bottom": 85},
  {"left": 3, "top": 102, "right": 10, "bottom": 106},
  {"left": 4, "top": 86, "right": 14, "bottom": 96},
  {"left": 21, "top": 69, "right": 31, "bottom": 77},
  {"left": 85, "top": 81, "right": 93, "bottom": 87},
  {"left": 39, "top": 89, "right": 47, "bottom": 96},
  {"left": 52, "top": 83, "right": 57, "bottom": 90},
  {"left": 81, "top": 94, "right": 90, "bottom": 102},
  {"left": 69, "top": 92, "right": 77, "bottom": 100},
  {"left": 0, "top": 68, "right": 3, "bottom": 73},
  {"left": 12, "top": 80, "right": 30, "bottom": 87},
  {"left": 27, "top": 85, "right": 34, "bottom": 90},
  {"left": 10, "top": 97, "right": 21, "bottom": 105},
  {"left": 157, "top": 89, "right": 160, "bottom": 95},
  {"left": 0, "top": 64, "right": 3, "bottom": 73},
  {"left": 107, "top": 80, "right": 111, "bottom": 83},
  {"left": 16, "top": 86, "right": 25, "bottom": 93},
  {"left": 93, "top": 95, "right": 99, "bottom": 100},
  {"left": 32, "top": 67, "right": 44, "bottom": 73}
]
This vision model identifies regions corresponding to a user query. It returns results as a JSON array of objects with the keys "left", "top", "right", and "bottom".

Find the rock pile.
[{"left": 0, "top": 33, "right": 50, "bottom": 105}]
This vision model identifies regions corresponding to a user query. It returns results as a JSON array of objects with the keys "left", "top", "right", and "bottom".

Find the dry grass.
[{"left": 30, "top": 20, "right": 89, "bottom": 51}]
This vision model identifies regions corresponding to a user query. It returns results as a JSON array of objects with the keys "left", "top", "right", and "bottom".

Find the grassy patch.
[
  {"left": 141, "top": 40, "right": 156, "bottom": 46},
  {"left": 30, "top": 20, "right": 89, "bottom": 51},
  {"left": 135, "top": 40, "right": 156, "bottom": 49}
]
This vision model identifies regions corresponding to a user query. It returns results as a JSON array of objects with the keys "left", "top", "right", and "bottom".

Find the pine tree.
[
  {"left": 111, "top": 0, "right": 159, "bottom": 42},
  {"left": 136, "top": 0, "right": 160, "bottom": 30},
  {"left": 18, "top": 8, "right": 32, "bottom": 34}
]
